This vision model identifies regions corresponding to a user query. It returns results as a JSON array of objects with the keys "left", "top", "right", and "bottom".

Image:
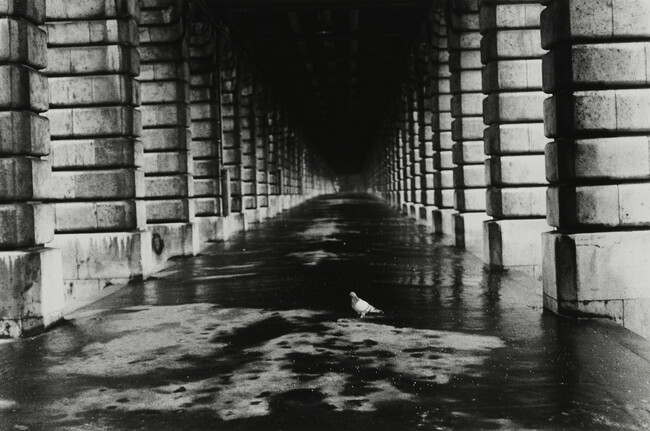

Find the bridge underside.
[{"left": 1, "top": 1, "right": 650, "bottom": 340}]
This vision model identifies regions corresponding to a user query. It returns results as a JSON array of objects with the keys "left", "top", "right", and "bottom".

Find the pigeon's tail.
[{"left": 369, "top": 307, "right": 383, "bottom": 314}]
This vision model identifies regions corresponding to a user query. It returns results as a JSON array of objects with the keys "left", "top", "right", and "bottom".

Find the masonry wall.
[
  {"left": 0, "top": 0, "right": 336, "bottom": 338},
  {"left": 364, "top": 0, "right": 650, "bottom": 339}
]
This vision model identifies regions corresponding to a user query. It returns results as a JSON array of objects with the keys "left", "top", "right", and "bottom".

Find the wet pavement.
[{"left": 1, "top": 193, "right": 650, "bottom": 430}]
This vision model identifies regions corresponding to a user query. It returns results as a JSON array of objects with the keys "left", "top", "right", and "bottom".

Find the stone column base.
[
  {"left": 51, "top": 231, "right": 152, "bottom": 302},
  {"left": 417, "top": 205, "right": 437, "bottom": 232},
  {"left": 0, "top": 247, "right": 64, "bottom": 338},
  {"left": 197, "top": 216, "right": 222, "bottom": 243},
  {"left": 432, "top": 208, "right": 456, "bottom": 236},
  {"left": 147, "top": 223, "right": 198, "bottom": 272},
  {"left": 218, "top": 213, "right": 246, "bottom": 241},
  {"left": 543, "top": 230, "right": 650, "bottom": 339},
  {"left": 453, "top": 212, "right": 491, "bottom": 259},
  {"left": 483, "top": 219, "right": 549, "bottom": 279}
]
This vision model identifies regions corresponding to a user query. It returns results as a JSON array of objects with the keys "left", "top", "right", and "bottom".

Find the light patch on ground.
[
  {"left": 297, "top": 219, "right": 341, "bottom": 242},
  {"left": 45, "top": 305, "right": 504, "bottom": 422},
  {"left": 286, "top": 250, "right": 343, "bottom": 265},
  {"left": 0, "top": 399, "right": 16, "bottom": 409}
]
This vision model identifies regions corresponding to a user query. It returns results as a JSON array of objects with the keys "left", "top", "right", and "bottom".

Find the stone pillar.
[
  {"left": 139, "top": 0, "right": 198, "bottom": 268},
  {"left": 541, "top": 0, "right": 650, "bottom": 338},
  {"left": 419, "top": 32, "right": 437, "bottom": 229},
  {"left": 480, "top": 1, "right": 547, "bottom": 276},
  {"left": 267, "top": 97, "right": 280, "bottom": 215},
  {"left": 0, "top": 0, "right": 64, "bottom": 337},
  {"left": 448, "top": 0, "right": 491, "bottom": 257},
  {"left": 254, "top": 76, "right": 270, "bottom": 220},
  {"left": 45, "top": 0, "right": 151, "bottom": 299},
  {"left": 189, "top": 13, "right": 222, "bottom": 242},
  {"left": 239, "top": 64, "right": 258, "bottom": 224},
  {"left": 399, "top": 89, "right": 411, "bottom": 214},
  {"left": 431, "top": 11, "right": 456, "bottom": 236},
  {"left": 407, "top": 59, "right": 421, "bottom": 220}
]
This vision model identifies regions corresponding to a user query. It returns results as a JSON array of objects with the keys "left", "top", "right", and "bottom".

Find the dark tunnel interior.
[{"left": 201, "top": 0, "right": 429, "bottom": 173}]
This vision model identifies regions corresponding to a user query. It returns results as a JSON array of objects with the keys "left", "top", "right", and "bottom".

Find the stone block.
[
  {"left": 454, "top": 164, "right": 486, "bottom": 187},
  {"left": 455, "top": 188, "right": 486, "bottom": 211},
  {"left": 0, "top": 157, "right": 50, "bottom": 200},
  {"left": 0, "top": 111, "right": 49, "bottom": 156},
  {"left": 46, "top": 0, "right": 139, "bottom": 20},
  {"left": 453, "top": 211, "right": 490, "bottom": 257},
  {"left": 145, "top": 198, "right": 193, "bottom": 222},
  {"left": 483, "top": 59, "right": 542, "bottom": 92},
  {"left": 194, "top": 160, "right": 218, "bottom": 178},
  {"left": 486, "top": 155, "right": 546, "bottom": 186},
  {"left": 546, "top": 137, "right": 650, "bottom": 182},
  {"left": 483, "top": 91, "right": 545, "bottom": 123},
  {"left": 434, "top": 171, "right": 455, "bottom": 189},
  {"left": 51, "top": 137, "right": 143, "bottom": 169},
  {"left": 449, "top": 50, "right": 483, "bottom": 70},
  {"left": 190, "top": 140, "right": 219, "bottom": 158},
  {"left": 484, "top": 218, "right": 548, "bottom": 268},
  {"left": 140, "top": 80, "right": 188, "bottom": 104},
  {"left": 141, "top": 103, "right": 189, "bottom": 127},
  {"left": 453, "top": 140, "right": 485, "bottom": 164},
  {"left": 139, "top": 62, "right": 187, "bottom": 81},
  {"left": 0, "top": 17, "right": 47, "bottom": 68},
  {"left": 190, "top": 102, "right": 216, "bottom": 120},
  {"left": 52, "top": 230, "right": 151, "bottom": 283},
  {"left": 145, "top": 174, "right": 192, "bottom": 198},
  {"left": 541, "top": 0, "right": 650, "bottom": 49},
  {"left": 143, "top": 151, "right": 190, "bottom": 174},
  {"left": 543, "top": 230, "right": 650, "bottom": 305},
  {"left": 448, "top": 30, "right": 482, "bottom": 50},
  {"left": 450, "top": 70, "right": 483, "bottom": 93},
  {"left": 53, "top": 200, "right": 145, "bottom": 232},
  {"left": 487, "top": 186, "right": 546, "bottom": 217},
  {"left": 481, "top": 29, "right": 545, "bottom": 62},
  {"left": 435, "top": 188, "right": 455, "bottom": 208},
  {"left": 46, "top": 19, "right": 138, "bottom": 46},
  {"left": 142, "top": 127, "right": 189, "bottom": 151},
  {"left": 195, "top": 197, "right": 218, "bottom": 216},
  {"left": 147, "top": 222, "right": 199, "bottom": 270},
  {"left": 479, "top": 3, "right": 543, "bottom": 32},
  {"left": 451, "top": 93, "right": 485, "bottom": 115},
  {"left": 46, "top": 45, "right": 139, "bottom": 75},
  {"left": 543, "top": 43, "right": 650, "bottom": 92},
  {"left": 0, "top": 247, "right": 64, "bottom": 338},
  {"left": 51, "top": 169, "right": 144, "bottom": 199},
  {"left": 548, "top": 184, "right": 650, "bottom": 228},
  {"left": 0, "top": 65, "right": 48, "bottom": 111},
  {"left": 194, "top": 178, "right": 217, "bottom": 196},
  {"left": 433, "top": 208, "right": 456, "bottom": 236},
  {"left": 49, "top": 75, "right": 139, "bottom": 107},
  {"left": 452, "top": 117, "right": 485, "bottom": 141},
  {"left": 191, "top": 120, "right": 216, "bottom": 139},
  {"left": 0, "top": 0, "right": 45, "bottom": 23},
  {"left": 138, "top": 44, "right": 186, "bottom": 63},
  {"left": 47, "top": 106, "right": 140, "bottom": 138},
  {"left": 484, "top": 122, "right": 546, "bottom": 155},
  {"left": 139, "top": 21, "right": 183, "bottom": 43},
  {"left": 0, "top": 203, "right": 53, "bottom": 247},
  {"left": 439, "top": 112, "right": 454, "bottom": 131}
]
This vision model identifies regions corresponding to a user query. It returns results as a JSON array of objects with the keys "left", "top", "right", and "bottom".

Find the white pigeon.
[{"left": 349, "top": 292, "right": 383, "bottom": 318}]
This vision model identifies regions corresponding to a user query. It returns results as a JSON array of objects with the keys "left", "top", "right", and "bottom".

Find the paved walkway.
[{"left": 1, "top": 194, "right": 650, "bottom": 430}]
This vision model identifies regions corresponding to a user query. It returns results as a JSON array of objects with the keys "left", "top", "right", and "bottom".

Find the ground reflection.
[{"left": 0, "top": 193, "right": 648, "bottom": 430}]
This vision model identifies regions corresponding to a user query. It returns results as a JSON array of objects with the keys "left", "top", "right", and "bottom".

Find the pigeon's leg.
[{"left": 360, "top": 312, "right": 366, "bottom": 318}]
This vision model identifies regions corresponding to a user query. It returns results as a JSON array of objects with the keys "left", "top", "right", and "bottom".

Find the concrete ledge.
[
  {"left": 0, "top": 247, "right": 64, "bottom": 338},
  {"left": 148, "top": 222, "right": 198, "bottom": 271}
]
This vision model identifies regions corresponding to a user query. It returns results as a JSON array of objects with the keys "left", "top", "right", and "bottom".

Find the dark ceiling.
[{"left": 203, "top": 0, "right": 430, "bottom": 174}]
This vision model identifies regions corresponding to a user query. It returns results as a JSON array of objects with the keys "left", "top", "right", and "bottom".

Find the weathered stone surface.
[
  {"left": 47, "top": 106, "right": 141, "bottom": 137},
  {"left": 53, "top": 200, "right": 145, "bottom": 232},
  {"left": 46, "top": 19, "right": 138, "bottom": 46},
  {"left": 484, "top": 218, "right": 548, "bottom": 268},
  {"left": 481, "top": 29, "right": 544, "bottom": 61},
  {"left": 0, "top": 17, "right": 47, "bottom": 68},
  {"left": 455, "top": 188, "right": 486, "bottom": 211},
  {"left": 0, "top": 157, "right": 50, "bottom": 200},
  {"left": 46, "top": 0, "right": 139, "bottom": 20},
  {"left": 479, "top": 3, "right": 543, "bottom": 31},
  {"left": 49, "top": 75, "right": 140, "bottom": 107},
  {"left": 0, "top": 65, "right": 48, "bottom": 111},
  {"left": 51, "top": 137, "right": 143, "bottom": 168},
  {"left": 46, "top": 45, "right": 139, "bottom": 75},
  {"left": 547, "top": 184, "right": 650, "bottom": 228},
  {"left": 0, "top": 247, "right": 64, "bottom": 337},
  {"left": 145, "top": 175, "right": 192, "bottom": 198},
  {"left": 0, "top": 111, "right": 49, "bottom": 156},
  {"left": 50, "top": 169, "right": 145, "bottom": 199},
  {"left": 143, "top": 151, "right": 190, "bottom": 174},
  {"left": 487, "top": 187, "right": 546, "bottom": 217},
  {"left": 486, "top": 155, "right": 546, "bottom": 186},
  {"left": 141, "top": 128, "right": 189, "bottom": 151},
  {"left": 145, "top": 199, "right": 193, "bottom": 222},
  {"left": 484, "top": 123, "right": 545, "bottom": 155},
  {"left": 483, "top": 92, "right": 546, "bottom": 123},
  {"left": 0, "top": 203, "right": 54, "bottom": 247},
  {"left": 0, "top": 0, "right": 45, "bottom": 23},
  {"left": 483, "top": 59, "right": 542, "bottom": 92}
]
